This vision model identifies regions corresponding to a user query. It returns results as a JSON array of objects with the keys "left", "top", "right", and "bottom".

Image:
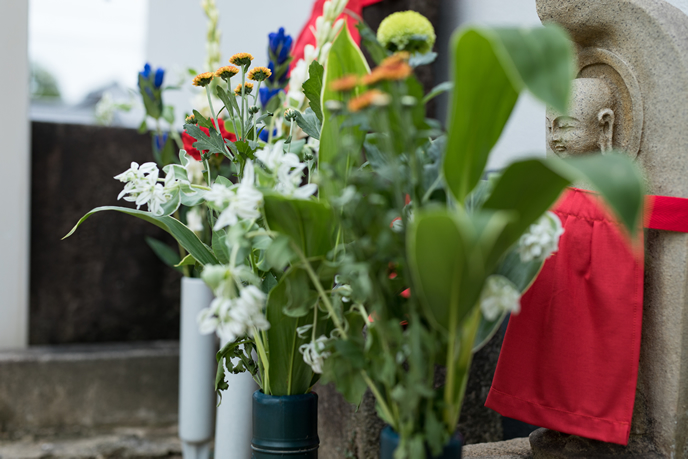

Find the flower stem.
[
  {"left": 206, "top": 86, "right": 234, "bottom": 161},
  {"left": 253, "top": 80, "right": 262, "bottom": 142},
  {"left": 240, "top": 67, "right": 246, "bottom": 140},
  {"left": 227, "top": 80, "right": 240, "bottom": 139},
  {"left": 360, "top": 370, "right": 397, "bottom": 430}
]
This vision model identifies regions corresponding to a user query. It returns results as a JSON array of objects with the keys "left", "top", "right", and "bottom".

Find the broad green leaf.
[
  {"left": 319, "top": 26, "right": 370, "bottom": 196},
  {"left": 356, "top": 21, "right": 388, "bottom": 65},
  {"left": 303, "top": 61, "right": 324, "bottom": 122},
  {"left": 262, "top": 194, "right": 335, "bottom": 258},
  {"left": 145, "top": 236, "right": 182, "bottom": 272},
  {"left": 444, "top": 25, "right": 574, "bottom": 204},
  {"left": 264, "top": 276, "right": 330, "bottom": 395},
  {"left": 444, "top": 28, "right": 520, "bottom": 204},
  {"left": 212, "top": 229, "right": 229, "bottom": 264},
  {"left": 407, "top": 209, "right": 482, "bottom": 333},
  {"left": 64, "top": 206, "right": 218, "bottom": 266},
  {"left": 481, "top": 158, "right": 570, "bottom": 264},
  {"left": 492, "top": 26, "right": 575, "bottom": 115}
]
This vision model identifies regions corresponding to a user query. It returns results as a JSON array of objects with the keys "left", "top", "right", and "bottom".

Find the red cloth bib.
[{"left": 486, "top": 188, "right": 644, "bottom": 445}]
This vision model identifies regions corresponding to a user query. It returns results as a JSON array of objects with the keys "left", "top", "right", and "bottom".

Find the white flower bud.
[
  {"left": 479, "top": 275, "right": 521, "bottom": 321},
  {"left": 517, "top": 211, "right": 565, "bottom": 263}
]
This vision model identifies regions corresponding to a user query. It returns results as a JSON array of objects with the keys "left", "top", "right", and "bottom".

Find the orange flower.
[
  {"left": 362, "top": 60, "right": 413, "bottom": 85},
  {"left": 234, "top": 82, "right": 254, "bottom": 95},
  {"left": 247, "top": 66, "right": 272, "bottom": 82},
  {"left": 348, "top": 89, "right": 391, "bottom": 112},
  {"left": 330, "top": 75, "right": 360, "bottom": 92},
  {"left": 192, "top": 72, "right": 215, "bottom": 87},
  {"left": 229, "top": 52, "right": 254, "bottom": 67},
  {"left": 215, "top": 65, "right": 239, "bottom": 80}
]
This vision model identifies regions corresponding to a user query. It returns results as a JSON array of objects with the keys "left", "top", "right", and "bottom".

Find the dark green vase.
[
  {"left": 380, "top": 426, "right": 462, "bottom": 459},
  {"left": 251, "top": 390, "right": 319, "bottom": 458}
]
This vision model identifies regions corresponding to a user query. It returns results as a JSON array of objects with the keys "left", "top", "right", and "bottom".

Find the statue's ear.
[{"left": 598, "top": 108, "right": 615, "bottom": 153}]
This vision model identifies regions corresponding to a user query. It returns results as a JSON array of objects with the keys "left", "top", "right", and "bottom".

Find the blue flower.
[
  {"left": 259, "top": 128, "right": 278, "bottom": 142},
  {"left": 259, "top": 86, "right": 283, "bottom": 108},
  {"left": 154, "top": 132, "right": 168, "bottom": 151},
  {"left": 268, "top": 27, "right": 293, "bottom": 65},
  {"left": 154, "top": 68, "right": 165, "bottom": 89},
  {"left": 140, "top": 63, "right": 152, "bottom": 79}
]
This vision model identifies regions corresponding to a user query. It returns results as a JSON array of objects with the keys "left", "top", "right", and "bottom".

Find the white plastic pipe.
[
  {"left": 179, "top": 277, "right": 217, "bottom": 459},
  {"left": 213, "top": 337, "right": 257, "bottom": 459}
]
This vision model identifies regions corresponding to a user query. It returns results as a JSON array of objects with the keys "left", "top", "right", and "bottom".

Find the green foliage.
[
  {"left": 303, "top": 61, "right": 325, "bottom": 122},
  {"left": 145, "top": 237, "right": 183, "bottom": 273},
  {"left": 443, "top": 25, "right": 573, "bottom": 204},
  {"left": 63, "top": 206, "right": 218, "bottom": 266}
]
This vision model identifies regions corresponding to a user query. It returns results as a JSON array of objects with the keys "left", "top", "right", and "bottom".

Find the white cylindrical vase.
[
  {"left": 213, "top": 337, "right": 257, "bottom": 459},
  {"left": 179, "top": 277, "right": 217, "bottom": 459}
]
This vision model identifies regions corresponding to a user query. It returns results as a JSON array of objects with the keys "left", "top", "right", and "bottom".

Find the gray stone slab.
[
  {"left": 463, "top": 438, "right": 533, "bottom": 459},
  {"left": 0, "top": 426, "right": 181, "bottom": 459},
  {"left": 0, "top": 342, "right": 179, "bottom": 438}
]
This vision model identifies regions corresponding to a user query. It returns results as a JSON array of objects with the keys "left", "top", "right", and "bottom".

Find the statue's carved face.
[{"left": 546, "top": 78, "right": 615, "bottom": 157}]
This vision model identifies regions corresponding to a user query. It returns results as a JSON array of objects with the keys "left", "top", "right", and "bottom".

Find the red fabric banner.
[
  {"left": 646, "top": 195, "right": 688, "bottom": 232},
  {"left": 290, "top": 0, "right": 385, "bottom": 70},
  {"left": 486, "top": 188, "right": 644, "bottom": 445}
]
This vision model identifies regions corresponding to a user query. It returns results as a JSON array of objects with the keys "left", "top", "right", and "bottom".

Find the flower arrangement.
[{"left": 67, "top": 4, "right": 645, "bottom": 457}]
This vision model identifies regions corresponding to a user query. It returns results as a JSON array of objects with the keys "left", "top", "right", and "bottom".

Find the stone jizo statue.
[{"left": 546, "top": 78, "right": 616, "bottom": 156}]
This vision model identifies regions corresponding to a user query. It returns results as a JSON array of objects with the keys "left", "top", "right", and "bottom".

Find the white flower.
[
  {"left": 205, "top": 162, "right": 264, "bottom": 230},
  {"left": 185, "top": 207, "right": 204, "bottom": 233},
  {"left": 256, "top": 142, "right": 318, "bottom": 199},
  {"left": 391, "top": 218, "right": 404, "bottom": 233},
  {"left": 287, "top": 59, "right": 309, "bottom": 106},
  {"left": 517, "top": 211, "right": 565, "bottom": 263},
  {"left": 197, "top": 285, "right": 270, "bottom": 342},
  {"left": 185, "top": 157, "right": 206, "bottom": 185},
  {"left": 299, "top": 335, "right": 331, "bottom": 374},
  {"left": 479, "top": 275, "right": 521, "bottom": 321},
  {"left": 114, "top": 162, "right": 173, "bottom": 216},
  {"left": 255, "top": 141, "right": 286, "bottom": 171}
]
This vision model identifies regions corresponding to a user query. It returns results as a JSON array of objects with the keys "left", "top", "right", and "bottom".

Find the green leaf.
[
  {"left": 294, "top": 108, "right": 321, "bottom": 140},
  {"left": 492, "top": 26, "right": 575, "bottom": 115},
  {"left": 215, "top": 86, "right": 241, "bottom": 121},
  {"left": 444, "top": 25, "right": 574, "bottom": 204},
  {"left": 264, "top": 276, "right": 329, "bottom": 395},
  {"left": 443, "top": 28, "right": 520, "bottom": 204},
  {"left": 64, "top": 206, "right": 218, "bottom": 266},
  {"left": 423, "top": 81, "right": 453, "bottom": 105},
  {"left": 265, "top": 234, "right": 295, "bottom": 271},
  {"left": 262, "top": 194, "right": 336, "bottom": 258},
  {"left": 145, "top": 236, "right": 182, "bottom": 272},
  {"left": 356, "top": 21, "right": 388, "bottom": 65},
  {"left": 212, "top": 229, "right": 229, "bottom": 264},
  {"left": 184, "top": 124, "right": 226, "bottom": 156},
  {"left": 481, "top": 158, "right": 570, "bottom": 264},
  {"left": 319, "top": 26, "right": 370, "bottom": 197},
  {"left": 303, "top": 61, "right": 324, "bottom": 122},
  {"left": 175, "top": 253, "right": 197, "bottom": 267},
  {"left": 407, "top": 209, "right": 484, "bottom": 333},
  {"left": 137, "top": 119, "right": 148, "bottom": 134}
]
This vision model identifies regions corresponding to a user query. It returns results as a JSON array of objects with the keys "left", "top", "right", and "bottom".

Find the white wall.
[
  {"left": 435, "top": 0, "right": 549, "bottom": 170},
  {"left": 146, "top": 0, "right": 314, "bottom": 125},
  {"left": 0, "top": 0, "right": 30, "bottom": 349}
]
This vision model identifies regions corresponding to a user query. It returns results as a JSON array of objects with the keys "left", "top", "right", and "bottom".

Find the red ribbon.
[{"left": 645, "top": 195, "right": 688, "bottom": 232}]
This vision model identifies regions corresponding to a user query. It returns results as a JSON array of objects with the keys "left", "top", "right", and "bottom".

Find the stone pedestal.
[{"left": 530, "top": 0, "right": 688, "bottom": 457}]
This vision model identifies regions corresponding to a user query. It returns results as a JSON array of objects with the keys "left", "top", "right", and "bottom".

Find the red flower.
[{"left": 182, "top": 118, "right": 237, "bottom": 161}]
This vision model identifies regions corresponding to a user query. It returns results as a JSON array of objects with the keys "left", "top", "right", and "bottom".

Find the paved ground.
[
  {"left": 0, "top": 426, "right": 182, "bottom": 459},
  {"left": 464, "top": 437, "right": 533, "bottom": 458}
]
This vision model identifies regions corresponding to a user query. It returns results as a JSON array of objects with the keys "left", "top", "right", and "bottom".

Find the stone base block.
[
  {"left": 529, "top": 428, "right": 663, "bottom": 459},
  {"left": 463, "top": 437, "right": 533, "bottom": 458},
  {"left": 0, "top": 342, "right": 179, "bottom": 439}
]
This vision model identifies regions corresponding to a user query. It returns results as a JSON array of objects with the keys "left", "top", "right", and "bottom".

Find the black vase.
[
  {"left": 379, "top": 426, "right": 462, "bottom": 459},
  {"left": 251, "top": 390, "right": 319, "bottom": 458}
]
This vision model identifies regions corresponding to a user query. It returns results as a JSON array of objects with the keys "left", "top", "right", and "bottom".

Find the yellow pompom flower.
[
  {"left": 229, "top": 52, "right": 254, "bottom": 67},
  {"left": 234, "top": 82, "right": 254, "bottom": 95},
  {"left": 185, "top": 114, "right": 197, "bottom": 125},
  {"left": 215, "top": 65, "right": 239, "bottom": 80},
  {"left": 377, "top": 11, "right": 436, "bottom": 54},
  {"left": 192, "top": 72, "right": 215, "bottom": 87},
  {"left": 247, "top": 66, "right": 272, "bottom": 82}
]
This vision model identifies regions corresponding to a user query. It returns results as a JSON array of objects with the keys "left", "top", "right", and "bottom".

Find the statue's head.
[{"left": 546, "top": 78, "right": 616, "bottom": 157}]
